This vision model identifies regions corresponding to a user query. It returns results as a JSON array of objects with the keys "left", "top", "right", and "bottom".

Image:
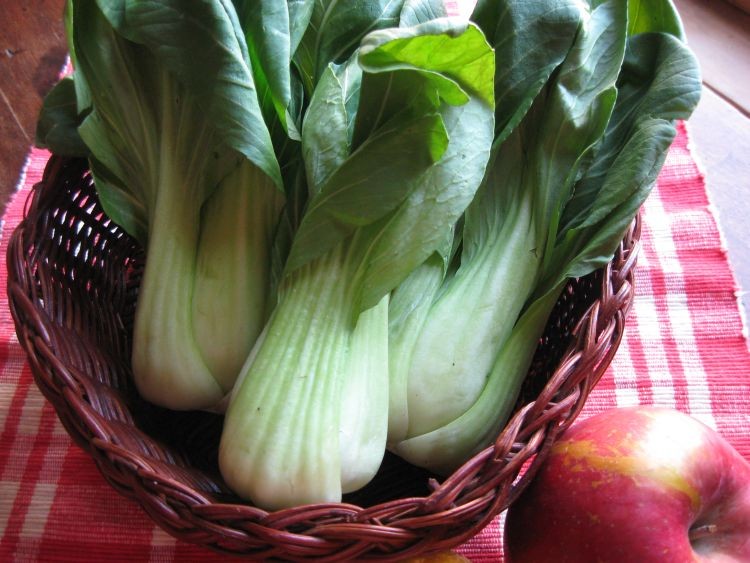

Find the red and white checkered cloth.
[{"left": 1, "top": 122, "right": 749, "bottom": 561}]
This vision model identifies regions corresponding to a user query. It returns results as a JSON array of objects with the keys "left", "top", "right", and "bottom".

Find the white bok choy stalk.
[
  {"left": 192, "top": 162, "right": 284, "bottom": 391},
  {"left": 219, "top": 17, "right": 496, "bottom": 509}
]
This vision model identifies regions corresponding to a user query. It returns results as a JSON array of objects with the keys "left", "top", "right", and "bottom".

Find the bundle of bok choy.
[{"left": 35, "top": 0, "right": 701, "bottom": 509}]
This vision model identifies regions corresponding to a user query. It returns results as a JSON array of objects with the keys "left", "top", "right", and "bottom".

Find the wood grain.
[
  {"left": 726, "top": 0, "right": 750, "bottom": 14},
  {"left": 674, "top": 0, "right": 750, "bottom": 321},
  {"left": 0, "top": 0, "right": 67, "bottom": 214},
  {"left": 674, "top": 0, "right": 750, "bottom": 116}
]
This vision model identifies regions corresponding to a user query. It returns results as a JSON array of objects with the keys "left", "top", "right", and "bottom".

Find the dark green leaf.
[
  {"left": 286, "top": 111, "right": 449, "bottom": 272},
  {"left": 288, "top": 0, "right": 317, "bottom": 53},
  {"left": 357, "top": 94, "right": 494, "bottom": 309},
  {"left": 72, "top": 0, "right": 158, "bottom": 230},
  {"left": 233, "top": 0, "right": 313, "bottom": 138},
  {"left": 465, "top": 0, "right": 626, "bottom": 264},
  {"left": 533, "top": 0, "right": 627, "bottom": 255},
  {"left": 96, "top": 0, "right": 282, "bottom": 188},
  {"left": 301, "top": 58, "right": 362, "bottom": 194},
  {"left": 89, "top": 153, "right": 149, "bottom": 243},
  {"left": 295, "top": 0, "right": 404, "bottom": 94},
  {"left": 288, "top": 18, "right": 495, "bottom": 308},
  {"left": 560, "top": 32, "right": 702, "bottom": 232},
  {"left": 559, "top": 119, "right": 676, "bottom": 280},
  {"left": 544, "top": 32, "right": 701, "bottom": 292},
  {"left": 471, "top": 0, "right": 583, "bottom": 143},
  {"left": 35, "top": 77, "right": 89, "bottom": 157}
]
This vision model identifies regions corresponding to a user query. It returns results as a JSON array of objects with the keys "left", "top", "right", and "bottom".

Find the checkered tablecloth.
[{"left": 1, "top": 122, "right": 749, "bottom": 561}]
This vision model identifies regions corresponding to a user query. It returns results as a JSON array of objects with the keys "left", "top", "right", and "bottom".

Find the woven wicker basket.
[{"left": 7, "top": 155, "right": 640, "bottom": 561}]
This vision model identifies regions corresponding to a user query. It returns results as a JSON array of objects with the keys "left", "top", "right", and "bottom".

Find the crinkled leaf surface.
[
  {"left": 96, "top": 0, "right": 282, "bottom": 188},
  {"left": 288, "top": 19, "right": 494, "bottom": 312},
  {"left": 295, "top": 0, "right": 404, "bottom": 94},
  {"left": 547, "top": 32, "right": 701, "bottom": 287},
  {"left": 301, "top": 58, "right": 362, "bottom": 194},
  {"left": 232, "top": 0, "right": 314, "bottom": 138},
  {"left": 35, "top": 77, "right": 88, "bottom": 157},
  {"left": 471, "top": 0, "right": 583, "bottom": 144}
]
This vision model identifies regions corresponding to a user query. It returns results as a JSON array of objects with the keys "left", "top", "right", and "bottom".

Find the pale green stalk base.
[
  {"left": 390, "top": 286, "right": 562, "bottom": 475},
  {"left": 129, "top": 71, "right": 229, "bottom": 412},
  {"left": 132, "top": 81, "right": 224, "bottom": 410},
  {"left": 193, "top": 160, "right": 284, "bottom": 393},
  {"left": 386, "top": 253, "right": 446, "bottom": 444},
  {"left": 219, "top": 243, "right": 360, "bottom": 509},
  {"left": 131, "top": 162, "right": 222, "bottom": 411},
  {"left": 340, "top": 294, "right": 389, "bottom": 493},
  {"left": 404, "top": 186, "right": 539, "bottom": 438}
]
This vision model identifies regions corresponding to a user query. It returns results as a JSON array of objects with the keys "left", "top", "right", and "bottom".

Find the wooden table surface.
[
  {"left": 0, "top": 0, "right": 67, "bottom": 215},
  {"left": 2, "top": 0, "right": 749, "bottom": 320},
  {"left": 673, "top": 0, "right": 750, "bottom": 323}
]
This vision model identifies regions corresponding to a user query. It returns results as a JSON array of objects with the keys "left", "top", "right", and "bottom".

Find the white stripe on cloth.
[
  {"left": 642, "top": 182, "right": 717, "bottom": 430},
  {"left": 0, "top": 148, "right": 57, "bottom": 547},
  {"left": 149, "top": 523, "right": 177, "bottom": 563},
  {"left": 611, "top": 330, "right": 641, "bottom": 408}
]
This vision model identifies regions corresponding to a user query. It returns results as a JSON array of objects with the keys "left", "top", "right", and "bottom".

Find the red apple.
[{"left": 504, "top": 406, "right": 750, "bottom": 562}]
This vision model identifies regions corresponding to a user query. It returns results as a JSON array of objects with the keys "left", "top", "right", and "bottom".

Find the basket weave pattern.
[{"left": 6, "top": 156, "right": 640, "bottom": 561}]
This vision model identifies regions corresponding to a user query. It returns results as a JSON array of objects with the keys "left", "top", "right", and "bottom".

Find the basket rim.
[{"left": 5, "top": 155, "right": 640, "bottom": 561}]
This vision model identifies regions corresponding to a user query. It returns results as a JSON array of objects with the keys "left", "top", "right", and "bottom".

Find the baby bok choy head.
[
  {"left": 387, "top": 0, "right": 701, "bottom": 475},
  {"left": 218, "top": 15, "right": 496, "bottom": 509},
  {"left": 388, "top": 0, "right": 586, "bottom": 444},
  {"left": 40, "top": 0, "right": 286, "bottom": 411}
]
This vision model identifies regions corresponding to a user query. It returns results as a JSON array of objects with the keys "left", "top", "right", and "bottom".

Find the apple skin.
[{"left": 504, "top": 406, "right": 750, "bottom": 562}]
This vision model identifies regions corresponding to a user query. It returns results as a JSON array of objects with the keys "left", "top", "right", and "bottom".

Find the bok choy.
[
  {"left": 218, "top": 16, "right": 496, "bottom": 509},
  {"left": 43, "top": 0, "right": 286, "bottom": 410},
  {"left": 388, "top": 0, "right": 701, "bottom": 474}
]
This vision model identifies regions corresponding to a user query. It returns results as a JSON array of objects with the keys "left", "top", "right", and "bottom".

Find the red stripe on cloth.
[
  {"left": 36, "top": 446, "right": 156, "bottom": 562},
  {"left": 635, "top": 216, "right": 695, "bottom": 414},
  {"left": 648, "top": 124, "right": 748, "bottom": 458},
  {"left": 616, "top": 312, "right": 657, "bottom": 407},
  {"left": 0, "top": 394, "right": 59, "bottom": 559},
  {"left": 660, "top": 126, "right": 750, "bottom": 459}
]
